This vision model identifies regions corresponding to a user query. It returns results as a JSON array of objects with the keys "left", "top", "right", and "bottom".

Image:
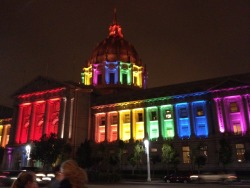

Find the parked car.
[
  {"left": 190, "top": 172, "right": 238, "bottom": 183},
  {"left": 0, "top": 169, "right": 55, "bottom": 186},
  {"left": 163, "top": 173, "right": 191, "bottom": 183},
  {"left": 0, "top": 170, "right": 22, "bottom": 186}
]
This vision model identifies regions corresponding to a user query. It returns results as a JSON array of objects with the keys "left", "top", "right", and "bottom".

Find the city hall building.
[{"left": 2, "top": 12, "right": 250, "bottom": 172}]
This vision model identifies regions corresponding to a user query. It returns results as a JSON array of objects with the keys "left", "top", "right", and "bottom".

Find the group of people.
[{"left": 11, "top": 160, "right": 88, "bottom": 188}]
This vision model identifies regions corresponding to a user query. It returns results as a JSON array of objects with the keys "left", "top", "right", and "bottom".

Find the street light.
[
  {"left": 25, "top": 144, "right": 31, "bottom": 166},
  {"left": 144, "top": 139, "right": 151, "bottom": 182}
]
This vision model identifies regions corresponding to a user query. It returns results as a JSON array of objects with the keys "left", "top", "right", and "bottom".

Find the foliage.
[
  {"left": 161, "top": 142, "right": 179, "bottom": 174},
  {"left": 31, "top": 133, "right": 71, "bottom": 169},
  {"left": 127, "top": 141, "right": 144, "bottom": 174},
  {"left": 76, "top": 139, "right": 93, "bottom": 169}
]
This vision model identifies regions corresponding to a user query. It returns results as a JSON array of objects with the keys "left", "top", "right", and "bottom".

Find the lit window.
[
  {"left": 151, "top": 111, "right": 157, "bottom": 120},
  {"left": 151, "top": 148, "right": 157, "bottom": 152},
  {"left": 182, "top": 146, "right": 190, "bottom": 163},
  {"left": 230, "top": 102, "right": 239, "bottom": 113},
  {"left": 134, "top": 76, "right": 137, "bottom": 86},
  {"left": 236, "top": 144, "right": 245, "bottom": 162},
  {"left": 112, "top": 116, "right": 117, "bottom": 124},
  {"left": 124, "top": 114, "right": 130, "bottom": 123},
  {"left": 233, "top": 123, "right": 242, "bottom": 135},
  {"left": 165, "top": 110, "right": 172, "bottom": 119},
  {"left": 197, "top": 108, "right": 204, "bottom": 116}
]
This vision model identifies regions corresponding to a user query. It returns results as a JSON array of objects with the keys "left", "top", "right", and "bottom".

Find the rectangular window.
[
  {"left": 124, "top": 114, "right": 130, "bottom": 123},
  {"left": 134, "top": 76, "right": 137, "bottom": 86},
  {"left": 122, "top": 74, "right": 127, "bottom": 84},
  {"left": 112, "top": 116, "right": 117, "bottom": 124},
  {"left": 151, "top": 111, "right": 157, "bottom": 120},
  {"left": 100, "top": 117, "right": 105, "bottom": 126},
  {"left": 180, "top": 108, "right": 188, "bottom": 118},
  {"left": 236, "top": 144, "right": 245, "bottom": 162},
  {"left": 97, "top": 74, "right": 102, "bottom": 85},
  {"left": 165, "top": 110, "right": 172, "bottom": 119},
  {"left": 182, "top": 146, "right": 190, "bottom": 163},
  {"left": 138, "top": 113, "right": 143, "bottom": 122},
  {"left": 233, "top": 123, "right": 242, "bottom": 135},
  {"left": 230, "top": 102, "right": 239, "bottom": 113},
  {"left": 197, "top": 108, "right": 204, "bottom": 116},
  {"left": 110, "top": 73, "right": 115, "bottom": 84}
]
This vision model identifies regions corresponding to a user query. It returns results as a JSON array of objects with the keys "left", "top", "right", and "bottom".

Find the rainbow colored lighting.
[
  {"left": 95, "top": 113, "right": 106, "bottom": 143},
  {"left": 81, "top": 65, "right": 92, "bottom": 85},
  {"left": 133, "top": 64, "right": 143, "bottom": 87},
  {"left": 15, "top": 97, "right": 61, "bottom": 144},
  {"left": 191, "top": 101, "right": 208, "bottom": 137},
  {"left": 107, "top": 111, "right": 118, "bottom": 142},
  {"left": 119, "top": 62, "right": 132, "bottom": 85},
  {"left": 105, "top": 61, "right": 119, "bottom": 84},
  {"left": 132, "top": 108, "right": 144, "bottom": 140},
  {"left": 160, "top": 105, "right": 175, "bottom": 139},
  {"left": 145, "top": 106, "right": 159, "bottom": 140},
  {"left": 119, "top": 109, "right": 131, "bottom": 141},
  {"left": 175, "top": 103, "right": 191, "bottom": 138},
  {"left": 223, "top": 95, "right": 247, "bottom": 135}
]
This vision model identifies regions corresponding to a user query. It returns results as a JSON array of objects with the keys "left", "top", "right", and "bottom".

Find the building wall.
[{"left": 91, "top": 87, "right": 250, "bottom": 171}]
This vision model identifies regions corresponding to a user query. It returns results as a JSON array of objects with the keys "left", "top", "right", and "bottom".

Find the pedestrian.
[
  {"left": 59, "top": 159, "right": 88, "bottom": 188},
  {"left": 11, "top": 171, "right": 38, "bottom": 188},
  {"left": 48, "top": 164, "right": 63, "bottom": 188}
]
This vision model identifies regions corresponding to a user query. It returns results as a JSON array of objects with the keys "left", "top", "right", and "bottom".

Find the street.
[
  {"left": 2, "top": 181, "right": 250, "bottom": 188},
  {"left": 87, "top": 182, "right": 250, "bottom": 188}
]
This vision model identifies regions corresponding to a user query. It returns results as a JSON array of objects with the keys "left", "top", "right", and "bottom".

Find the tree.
[
  {"left": 127, "top": 141, "right": 144, "bottom": 174},
  {"left": 133, "top": 141, "right": 144, "bottom": 169},
  {"left": 161, "top": 142, "right": 179, "bottom": 174},
  {"left": 218, "top": 138, "right": 232, "bottom": 171},
  {"left": 76, "top": 139, "right": 93, "bottom": 169},
  {"left": 32, "top": 133, "right": 71, "bottom": 169}
]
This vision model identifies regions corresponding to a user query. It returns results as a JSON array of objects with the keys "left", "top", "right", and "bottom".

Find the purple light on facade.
[
  {"left": 224, "top": 95, "right": 247, "bottom": 134},
  {"left": 93, "top": 64, "right": 102, "bottom": 85},
  {"left": 214, "top": 94, "right": 247, "bottom": 135},
  {"left": 7, "top": 147, "right": 13, "bottom": 169},
  {"left": 214, "top": 98, "right": 225, "bottom": 133},
  {"left": 244, "top": 94, "right": 250, "bottom": 126}
]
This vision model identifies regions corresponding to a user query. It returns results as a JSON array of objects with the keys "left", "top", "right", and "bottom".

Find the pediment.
[
  {"left": 13, "top": 76, "right": 67, "bottom": 96},
  {"left": 208, "top": 79, "right": 250, "bottom": 91}
]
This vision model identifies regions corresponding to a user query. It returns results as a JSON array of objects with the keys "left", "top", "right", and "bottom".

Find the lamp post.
[
  {"left": 25, "top": 144, "right": 31, "bottom": 167},
  {"left": 144, "top": 139, "right": 151, "bottom": 182}
]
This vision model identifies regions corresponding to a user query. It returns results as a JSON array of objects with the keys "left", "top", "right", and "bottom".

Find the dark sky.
[{"left": 0, "top": 0, "right": 250, "bottom": 107}]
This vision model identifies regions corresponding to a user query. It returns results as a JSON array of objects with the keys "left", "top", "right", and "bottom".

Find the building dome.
[
  {"left": 87, "top": 11, "right": 142, "bottom": 66},
  {"left": 81, "top": 9, "right": 147, "bottom": 90}
]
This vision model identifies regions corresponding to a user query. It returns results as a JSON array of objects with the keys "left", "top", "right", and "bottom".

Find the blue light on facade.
[
  {"left": 175, "top": 103, "right": 191, "bottom": 138},
  {"left": 191, "top": 101, "right": 209, "bottom": 137}
]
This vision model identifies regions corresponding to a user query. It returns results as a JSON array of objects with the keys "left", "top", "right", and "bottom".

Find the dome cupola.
[{"left": 81, "top": 9, "right": 147, "bottom": 90}]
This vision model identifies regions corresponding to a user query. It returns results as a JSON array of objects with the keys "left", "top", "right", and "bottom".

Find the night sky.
[{"left": 0, "top": 0, "right": 250, "bottom": 107}]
